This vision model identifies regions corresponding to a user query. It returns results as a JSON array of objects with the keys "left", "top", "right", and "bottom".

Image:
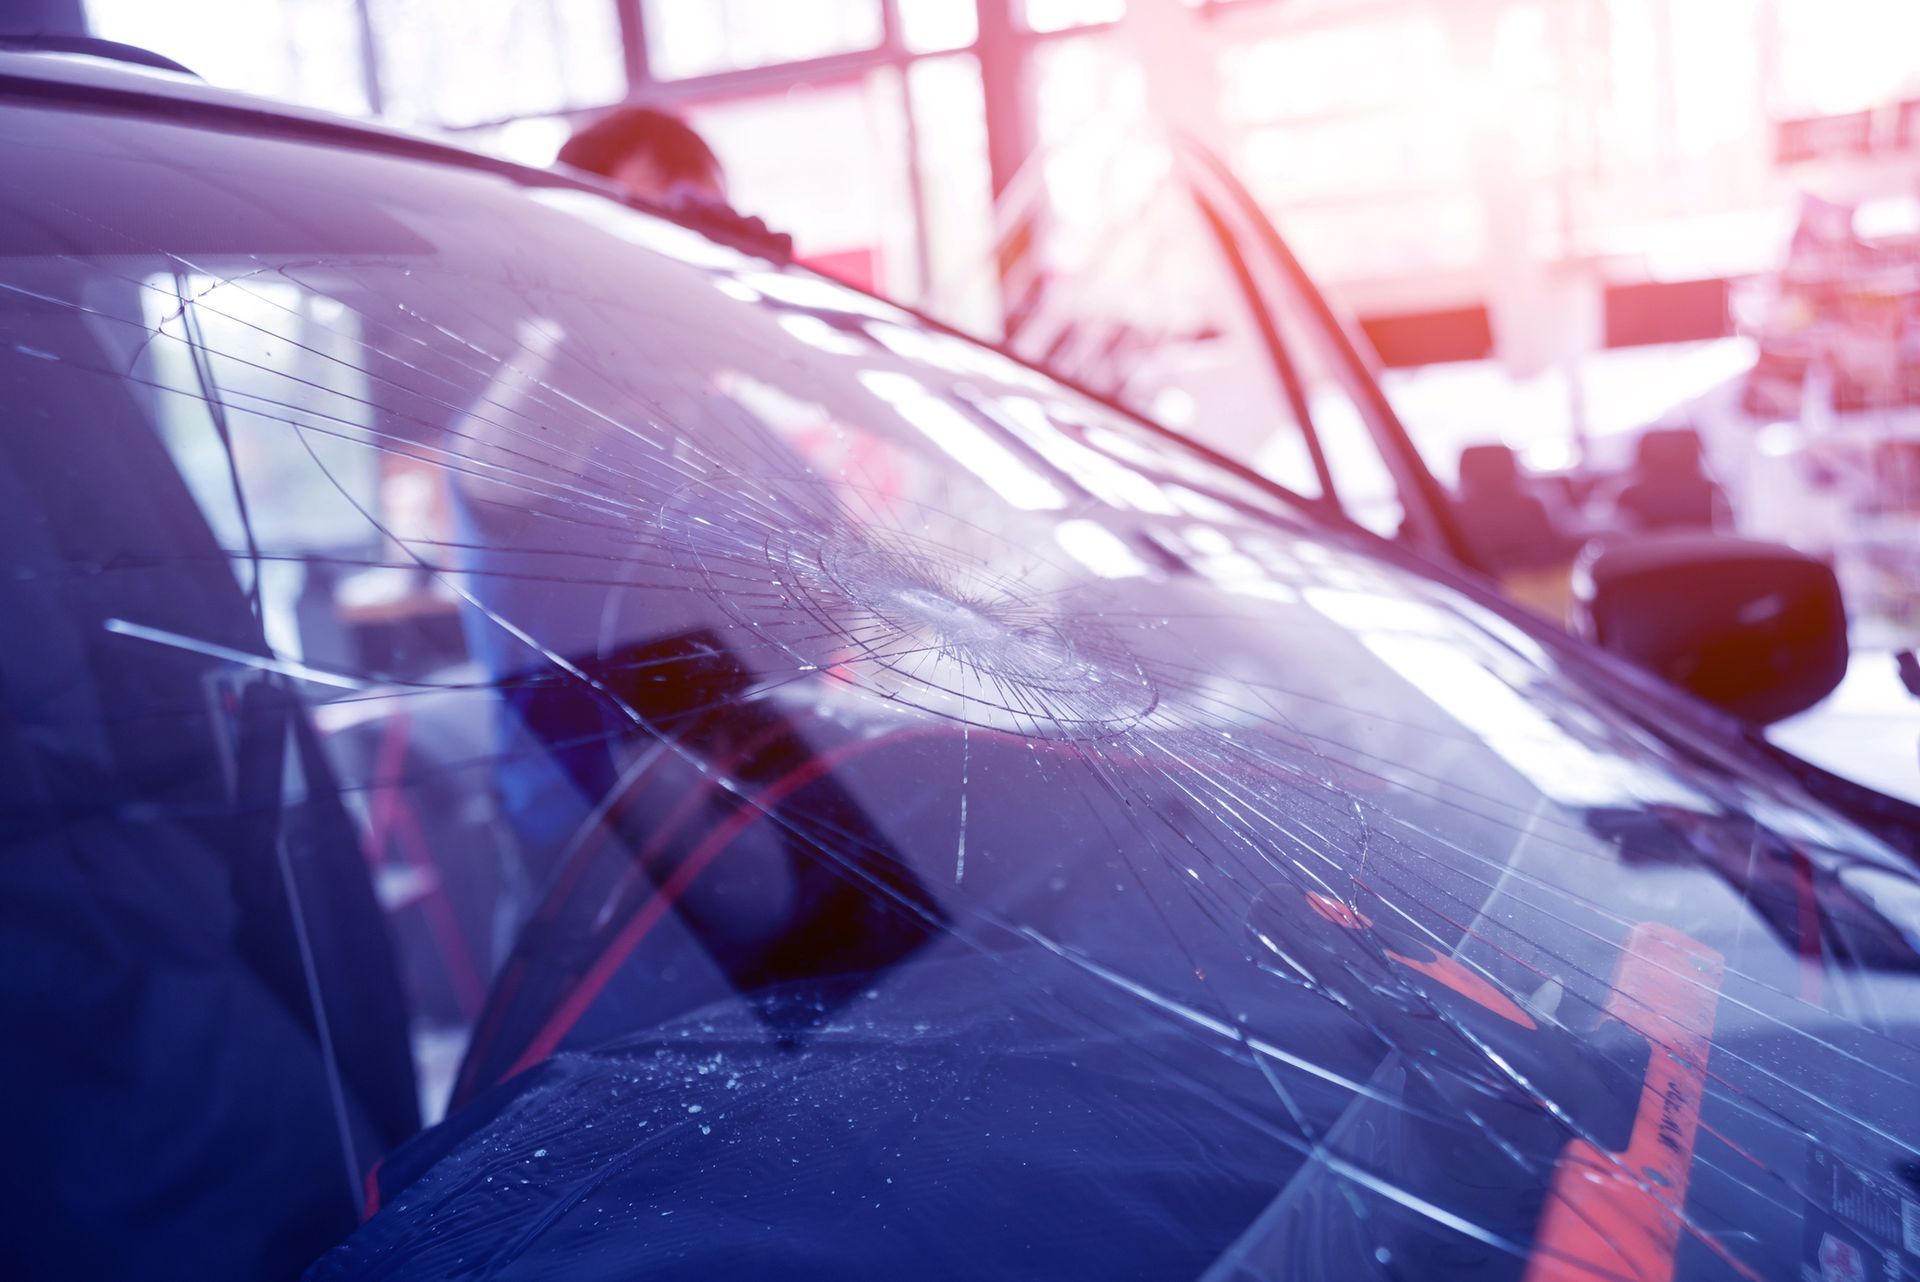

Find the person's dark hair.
[{"left": 558, "top": 106, "right": 722, "bottom": 188}]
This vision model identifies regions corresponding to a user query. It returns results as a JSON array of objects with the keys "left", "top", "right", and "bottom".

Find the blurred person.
[
  {"left": 557, "top": 105, "right": 726, "bottom": 208},
  {"left": 555, "top": 104, "right": 791, "bottom": 261}
]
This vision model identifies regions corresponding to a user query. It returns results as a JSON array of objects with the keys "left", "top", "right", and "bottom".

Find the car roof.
[
  {"left": 0, "top": 44, "right": 625, "bottom": 230},
  {"left": 0, "top": 47, "right": 462, "bottom": 156}
]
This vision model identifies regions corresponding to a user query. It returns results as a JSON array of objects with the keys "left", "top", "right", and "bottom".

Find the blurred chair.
[
  {"left": 1451, "top": 443, "right": 1581, "bottom": 577},
  {"left": 1605, "top": 428, "right": 1731, "bottom": 533}
]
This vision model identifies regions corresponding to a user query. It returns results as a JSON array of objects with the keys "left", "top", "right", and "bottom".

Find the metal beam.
[
  {"left": 883, "top": 0, "right": 935, "bottom": 296},
  {"left": 352, "top": 0, "right": 385, "bottom": 117},
  {"left": 614, "top": 0, "right": 650, "bottom": 92},
  {"left": 974, "top": 0, "right": 1030, "bottom": 198}
]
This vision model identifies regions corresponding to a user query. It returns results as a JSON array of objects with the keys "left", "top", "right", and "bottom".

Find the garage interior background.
[{"left": 25, "top": 0, "right": 1920, "bottom": 791}]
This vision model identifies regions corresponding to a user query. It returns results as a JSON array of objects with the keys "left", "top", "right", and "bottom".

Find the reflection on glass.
[
  {"left": 1054, "top": 517, "right": 1151, "bottom": 579},
  {"left": 778, "top": 312, "right": 872, "bottom": 357},
  {"left": 858, "top": 370, "right": 1068, "bottom": 510},
  {"left": 967, "top": 391, "right": 1180, "bottom": 514},
  {"left": 1360, "top": 630, "right": 1701, "bottom": 809}
]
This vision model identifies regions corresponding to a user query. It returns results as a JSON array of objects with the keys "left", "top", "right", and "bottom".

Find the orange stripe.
[
  {"left": 1390, "top": 949, "right": 1536, "bottom": 1030},
  {"left": 1523, "top": 924, "right": 1724, "bottom": 1282},
  {"left": 1304, "top": 891, "right": 1535, "bottom": 1028}
]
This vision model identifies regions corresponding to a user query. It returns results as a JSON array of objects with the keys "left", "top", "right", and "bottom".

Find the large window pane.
[
  {"left": 1271, "top": 194, "right": 1486, "bottom": 282},
  {"left": 84, "top": 0, "right": 373, "bottom": 116},
  {"left": 367, "top": 0, "right": 626, "bottom": 128},
  {"left": 1771, "top": 0, "right": 1920, "bottom": 117},
  {"left": 1237, "top": 114, "right": 1469, "bottom": 203},
  {"left": 1023, "top": 0, "right": 1126, "bottom": 34},
  {"left": 1004, "top": 37, "right": 1335, "bottom": 496},
  {"left": 1217, "top": 17, "right": 1448, "bottom": 126},
  {"left": 643, "top": 0, "right": 884, "bottom": 81},
  {"left": 909, "top": 55, "right": 997, "bottom": 328},
  {"left": 1032, "top": 35, "right": 1151, "bottom": 244},
  {"left": 898, "top": 0, "right": 979, "bottom": 53},
  {"left": 685, "top": 72, "right": 915, "bottom": 295}
]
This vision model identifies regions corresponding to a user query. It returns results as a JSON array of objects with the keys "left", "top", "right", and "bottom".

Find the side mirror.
[{"left": 1571, "top": 534, "right": 1847, "bottom": 725}]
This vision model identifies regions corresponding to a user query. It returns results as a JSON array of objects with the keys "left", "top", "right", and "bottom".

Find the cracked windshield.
[{"left": 6, "top": 101, "right": 1920, "bottom": 1282}]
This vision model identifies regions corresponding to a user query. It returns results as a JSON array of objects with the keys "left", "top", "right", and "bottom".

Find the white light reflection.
[
  {"left": 864, "top": 321, "right": 1054, "bottom": 391},
  {"left": 716, "top": 370, "right": 832, "bottom": 439},
  {"left": 1149, "top": 386, "right": 1198, "bottom": 428},
  {"left": 1054, "top": 518, "right": 1150, "bottom": 579},
  {"left": 1163, "top": 485, "right": 1239, "bottom": 523},
  {"left": 970, "top": 393, "right": 1179, "bottom": 515},
  {"left": 1303, "top": 586, "right": 1453, "bottom": 638},
  {"left": 857, "top": 370, "right": 1067, "bottom": 511},
  {"left": 1360, "top": 631, "right": 1703, "bottom": 810},
  {"left": 712, "top": 276, "right": 763, "bottom": 303},
  {"left": 740, "top": 271, "right": 908, "bottom": 322},
  {"left": 1180, "top": 526, "right": 1300, "bottom": 603},
  {"left": 778, "top": 313, "right": 869, "bottom": 357},
  {"left": 1739, "top": 788, "right": 1906, "bottom": 865}
]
